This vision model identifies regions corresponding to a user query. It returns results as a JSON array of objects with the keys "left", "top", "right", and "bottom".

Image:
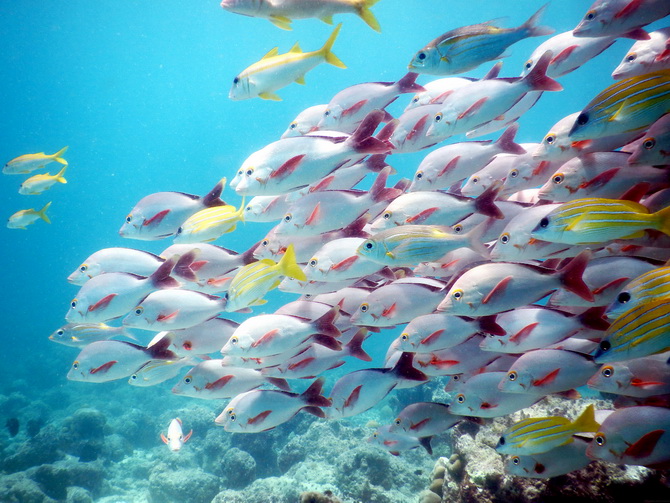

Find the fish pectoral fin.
[
  {"left": 268, "top": 16, "right": 292, "bottom": 31},
  {"left": 250, "top": 298, "right": 268, "bottom": 306},
  {"left": 295, "top": 74, "right": 306, "bottom": 85},
  {"left": 481, "top": 276, "right": 513, "bottom": 305},
  {"left": 259, "top": 91, "right": 282, "bottom": 101},
  {"left": 608, "top": 98, "right": 632, "bottom": 122},
  {"left": 248, "top": 410, "right": 272, "bottom": 425},
  {"left": 564, "top": 213, "right": 587, "bottom": 232},
  {"left": 160, "top": 433, "right": 168, "bottom": 444},
  {"left": 623, "top": 429, "right": 665, "bottom": 459}
]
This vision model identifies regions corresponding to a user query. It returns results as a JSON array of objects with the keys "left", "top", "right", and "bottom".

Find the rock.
[
  {"left": 1, "top": 425, "right": 62, "bottom": 472},
  {"left": 66, "top": 486, "right": 93, "bottom": 503},
  {"left": 148, "top": 466, "right": 220, "bottom": 503},
  {"left": 0, "top": 472, "right": 57, "bottom": 503},
  {"left": 299, "top": 490, "right": 342, "bottom": 503},
  {"left": 221, "top": 447, "right": 256, "bottom": 489}
]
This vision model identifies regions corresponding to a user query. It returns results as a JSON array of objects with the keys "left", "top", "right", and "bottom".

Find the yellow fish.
[
  {"left": 224, "top": 244, "right": 306, "bottom": 312},
  {"left": 229, "top": 23, "right": 346, "bottom": 101},
  {"left": 7, "top": 202, "right": 52, "bottom": 229},
  {"left": 19, "top": 165, "right": 67, "bottom": 195},
  {"left": 3, "top": 146, "right": 68, "bottom": 175},
  {"left": 174, "top": 197, "right": 245, "bottom": 243}
]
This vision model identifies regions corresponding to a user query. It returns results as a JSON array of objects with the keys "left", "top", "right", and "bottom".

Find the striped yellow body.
[
  {"left": 595, "top": 298, "right": 670, "bottom": 363},
  {"left": 606, "top": 266, "right": 670, "bottom": 319},
  {"left": 176, "top": 198, "right": 244, "bottom": 243}
]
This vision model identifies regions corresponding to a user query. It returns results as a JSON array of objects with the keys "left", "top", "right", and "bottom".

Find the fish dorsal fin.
[
  {"left": 261, "top": 47, "right": 280, "bottom": 60},
  {"left": 295, "top": 74, "right": 306, "bottom": 85},
  {"left": 289, "top": 42, "right": 302, "bottom": 54}
]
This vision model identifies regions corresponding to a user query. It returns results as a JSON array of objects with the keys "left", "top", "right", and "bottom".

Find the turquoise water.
[{"left": 1, "top": 2, "right": 666, "bottom": 502}]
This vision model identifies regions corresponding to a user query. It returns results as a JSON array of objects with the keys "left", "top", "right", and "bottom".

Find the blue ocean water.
[{"left": 1, "top": 1, "right": 666, "bottom": 502}]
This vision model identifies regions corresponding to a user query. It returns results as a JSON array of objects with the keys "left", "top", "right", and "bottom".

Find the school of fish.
[{"left": 36, "top": 0, "right": 670, "bottom": 477}]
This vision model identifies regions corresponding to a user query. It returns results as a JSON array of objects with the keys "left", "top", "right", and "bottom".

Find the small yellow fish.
[
  {"left": 174, "top": 197, "right": 245, "bottom": 243},
  {"left": 224, "top": 244, "right": 306, "bottom": 312},
  {"left": 7, "top": 201, "right": 52, "bottom": 229},
  {"left": 3, "top": 146, "right": 68, "bottom": 175},
  {"left": 229, "top": 23, "right": 346, "bottom": 101},
  {"left": 19, "top": 165, "right": 67, "bottom": 195}
]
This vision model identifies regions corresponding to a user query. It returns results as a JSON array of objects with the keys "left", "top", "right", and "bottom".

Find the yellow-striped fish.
[
  {"left": 3, "top": 146, "right": 68, "bottom": 175},
  {"left": 356, "top": 222, "right": 488, "bottom": 266},
  {"left": 173, "top": 197, "right": 245, "bottom": 244},
  {"left": 606, "top": 266, "right": 670, "bottom": 320},
  {"left": 229, "top": 23, "right": 346, "bottom": 101},
  {"left": 530, "top": 197, "right": 670, "bottom": 245},
  {"left": 19, "top": 165, "right": 68, "bottom": 195},
  {"left": 49, "top": 322, "right": 132, "bottom": 348},
  {"left": 594, "top": 297, "right": 670, "bottom": 363},
  {"left": 7, "top": 202, "right": 51, "bottom": 229},
  {"left": 224, "top": 244, "right": 306, "bottom": 312},
  {"left": 569, "top": 69, "right": 670, "bottom": 140},
  {"left": 496, "top": 404, "right": 600, "bottom": 455}
]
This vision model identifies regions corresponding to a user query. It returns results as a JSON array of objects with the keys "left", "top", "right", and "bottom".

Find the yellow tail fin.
[
  {"left": 571, "top": 404, "right": 599, "bottom": 434},
  {"left": 654, "top": 205, "right": 670, "bottom": 236},
  {"left": 358, "top": 0, "right": 381, "bottom": 32},
  {"left": 38, "top": 201, "right": 52, "bottom": 224},
  {"left": 52, "top": 146, "right": 68, "bottom": 166},
  {"left": 236, "top": 196, "right": 246, "bottom": 222},
  {"left": 278, "top": 244, "right": 307, "bottom": 281},
  {"left": 55, "top": 165, "right": 68, "bottom": 184},
  {"left": 321, "top": 23, "right": 346, "bottom": 69}
]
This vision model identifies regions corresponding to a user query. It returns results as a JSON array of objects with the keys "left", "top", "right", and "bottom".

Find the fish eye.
[
  {"left": 512, "top": 456, "right": 520, "bottom": 465},
  {"left": 176, "top": 227, "right": 183, "bottom": 235},
  {"left": 471, "top": 177, "right": 479, "bottom": 184},
  {"left": 383, "top": 211, "right": 392, "bottom": 220},
  {"left": 576, "top": 113, "right": 589, "bottom": 126},
  {"left": 183, "top": 341, "right": 192, "bottom": 350},
  {"left": 416, "top": 171, "right": 423, "bottom": 180},
  {"left": 412, "top": 96, "right": 419, "bottom": 104},
  {"left": 360, "top": 303, "right": 369, "bottom": 313},
  {"left": 508, "top": 371, "right": 518, "bottom": 381},
  {"left": 364, "top": 241, "right": 374, "bottom": 250},
  {"left": 524, "top": 60, "right": 533, "bottom": 70},
  {"left": 394, "top": 418, "right": 401, "bottom": 426},
  {"left": 400, "top": 333, "right": 409, "bottom": 341},
  {"left": 452, "top": 375, "right": 460, "bottom": 382},
  {"left": 245, "top": 206, "right": 252, "bottom": 211},
  {"left": 261, "top": 239, "right": 269, "bottom": 247},
  {"left": 134, "top": 306, "right": 144, "bottom": 315},
  {"left": 418, "top": 52, "right": 426, "bottom": 61},
  {"left": 539, "top": 217, "right": 549, "bottom": 228},
  {"left": 233, "top": 77, "right": 239, "bottom": 84},
  {"left": 70, "top": 299, "right": 78, "bottom": 309},
  {"left": 309, "top": 258, "right": 318, "bottom": 267},
  {"left": 599, "top": 340, "right": 611, "bottom": 352},
  {"left": 231, "top": 336, "right": 238, "bottom": 345},
  {"left": 245, "top": 168, "right": 254, "bottom": 176},
  {"left": 456, "top": 394, "right": 465, "bottom": 403},
  {"left": 500, "top": 233, "right": 510, "bottom": 244},
  {"left": 509, "top": 169, "right": 518, "bottom": 178},
  {"left": 304, "top": 294, "right": 312, "bottom": 299},
  {"left": 643, "top": 138, "right": 656, "bottom": 150},
  {"left": 452, "top": 224, "right": 463, "bottom": 233},
  {"left": 544, "top": 134, "right": 555, "bottom": 145},
  {"left": 130, "top": 374, "right": 138, "bottom": 380},
  {"left": 284, "top": 213, "right": 292, "bottom": 223},
  {"left": 625, "top": 52, "right": 637, "bottom": 63},
  {"left": 56, "top": 329, "right": 64, "bottom": 336},
  {"left": 434, "top": 113, "right": 443, "bottom": 123},
  {"left": 289, "top": 122, "right": 297, "bottom": 130},
  {"left": 324, "top": 110, "right": 331, "bottom": 117},
  {"left": 229, "top": 413, "right": 236, "bottom": 422},
  {"left": 125, "top": 214, "right": 132, "bottom": 223},
  {"left": 452, "top": 289, "right": 463, "bottom": 300},
  {"left": 617, "top": 291, "right": 631, "bottom": 303},
  {"left": 552, "top": 174, "right": 564, "bottom": 184},
  {"left": 79, "top": 264, "right": 88, "bottom": 272},
  {"left": 595, "top": 433, "right": 606, "bottom": 446},
  {"left": 585, "top": 10, "right": 596, "bottom": 20},
  {"left": 498, "top": 436, "right": 506, "bottom": 446},
  {"left": 372, "top": 432, "right": 378, "bottom": 438},
  {"left": 184, "top": 376, "right": 192, "bottom": 384},
  {"left": 72, "top": 360, "right": 79, "bottom": 369},
  {"left": 237, "top": 169, "right": 243, "bottom": 176},
  {"left": 601, "top": 366, "right": 613, "bottom": 378}
]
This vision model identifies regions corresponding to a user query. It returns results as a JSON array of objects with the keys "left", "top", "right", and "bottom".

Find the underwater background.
[{"left": 1, "top": 1, "right": 669, "bottom": 502}]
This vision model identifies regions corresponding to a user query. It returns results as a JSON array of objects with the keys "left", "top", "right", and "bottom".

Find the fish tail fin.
[
  {"left": 654, "top": 205, "right": 670, "bottom": 236},
  {"left": 572, "top": 404, "right": 600, "bottom": 433},
  {"left": 356, "top": 0, "right": 381, "bottom": 32},
  {"left": 396, "top": 72, "right": 424, "bottom": 94},
  {"left": 150, "top": 255, "right": 181, "bottom": 289},
  {"left": 392, "top": 352, "right": 428, "bottom": 382},
  {"left": 38, "top": 201, "right": 52, "bottom": 224},
  {"left": 313, "top": 306, "right": 341, "bottom": 338},
  {"left": 465, "top": 218, "right": 492, "bottom": 258},
  {"left": 52, "top": 146, "right": 69, "bottom": 165},
  {"left": 301, "top": 377, "right": 332, "bottom": 408},
  {"left": 236, "top": 195, "right": 246, "bottom": 221},
  {"left": 369, "top": 165, "right": 401, "bottom": 203},
  {"left": 495, "top": 123, "right": 526, "bottom": 155},
  {"left": 321, "top": 23, "right": 346, "bottom": 68},
  {"left": 55, "top": 164, "right": 68, "bottom": 184},
  {"left": 203, "top": 177, "right": 227, "bottom": 207},
  {"left": 174, "top": 249, "right": 201, "bottom": 282},
  {"left": 524, "top": 51, "right": 563, "bottom": 91},
  {"left": 523, "top": 3, "right": 554, "bottom": 37},
  {"left": 346, "top": 328, "right": 372, "bottom": 362},
  {"left": 349, "top": 110, "right": 393, "bottom": 154},
  {"left": 557, "top": 249, "right": 594, "bottom": 302},
  {"left": 278, "top": 244, "right": 307, "bottom": 281}
]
